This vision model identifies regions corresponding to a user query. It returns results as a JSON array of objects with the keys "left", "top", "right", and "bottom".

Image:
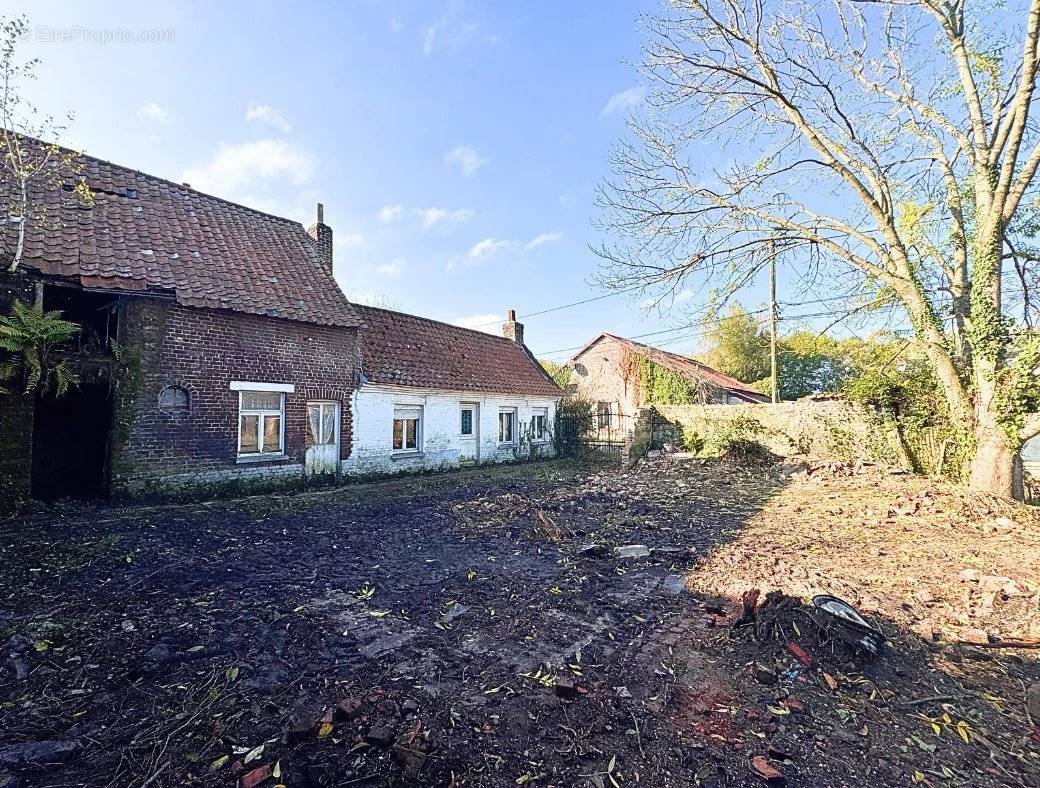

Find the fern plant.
[{"left": 0, "top": 299, "right": 80, "bottom": 397}]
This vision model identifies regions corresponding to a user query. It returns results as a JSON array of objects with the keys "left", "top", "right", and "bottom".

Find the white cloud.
[
  {"left": 379, "top": 204, "right": 404, "bottom": 223},
  {"left": 245, "top": 103, "right": 292, "bottom": 133},
  {"left": 468, "top": 237, "right": 512, "bottom": 259},
  {"left": 451, "top": 313, "right": 501, "bottom": 334},
  {"left": 524, "top": 231, "right": 562, "bottom": 251},
  {"left": 423, "top": 1, "right": 480, "bottom": 54},
  {"left": 137, "top": 102, "right": 170, "bottom": 124},
  {"left": 417, "top": 206, "right": 474, "bottom": 229},
  {"left": 558, "top": 192, "right": 575, "bottom": 208},
  {"left": 676, "top": 288, "right": 694, "bottom": 302},
  {"left": 601, "top": 86, "right": 646, "bottom": 116},
  {"left": 372, "top": 258, "right": 405, "bottom": 276},
  {"left": 444, "top": 145, "right": 488, "bottom": 177},
  {"left": 181, "top": 140, "right": 316, "bottom": 197},
  {"left": 336, "top": 232, "right": 365, "bottom": 249}
]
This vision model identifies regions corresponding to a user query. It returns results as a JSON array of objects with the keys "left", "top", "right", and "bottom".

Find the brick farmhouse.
[
  {"left": 561, "top": 333, "right": 769, "bottom": 431},
  {"left": 0, "top": 145, "right": 560, "bottom": 506}
]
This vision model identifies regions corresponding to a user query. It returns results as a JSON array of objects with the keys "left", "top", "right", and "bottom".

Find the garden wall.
[{"left": 646, "top": 399, "right": 910, "bottom": 467}]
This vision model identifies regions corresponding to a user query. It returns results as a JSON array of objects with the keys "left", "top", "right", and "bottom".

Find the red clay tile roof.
[
  {"left": 355, "top": 305, "right": 563, "bottom": 397},
  {"left": 572, "top": 333, "right": 770, "bottom": 402},
  {"left": 0, "top": 138, "right": 360, "bottom": 328}
]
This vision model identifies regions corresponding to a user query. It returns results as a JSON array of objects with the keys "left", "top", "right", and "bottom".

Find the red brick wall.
[{"left": 113, "top": 300, "right": 358, "bottom": 491}]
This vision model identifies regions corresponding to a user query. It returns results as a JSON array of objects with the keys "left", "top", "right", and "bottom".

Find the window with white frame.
[
  {"left": 531, "top": 407, "right": 548, "bottom": 442},
  {"left": 238, "top": 390, "right": 285, "bottom": 456},
  {"left": 393, "top": 406, "right": 422, "bottom": 452},
  {"left": 498, "top": 408, "right": 516, "bottom": 444}
]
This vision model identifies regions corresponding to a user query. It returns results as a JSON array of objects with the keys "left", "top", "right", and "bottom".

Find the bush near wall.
[{"left": 648, "top": 399, "right": 910, "bottom": 467}]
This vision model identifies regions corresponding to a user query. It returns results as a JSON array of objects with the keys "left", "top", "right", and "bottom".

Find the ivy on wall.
[
  {"left": 108, "top": 341, "right": 142, "bottom": 482},
  {"left": 636, "top": 357, "right": 710, "bottom": 405}
]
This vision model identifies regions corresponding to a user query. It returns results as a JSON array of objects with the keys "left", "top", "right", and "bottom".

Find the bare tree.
[
  {"left": 596, "top": 0, "right": 1040, "bottom": 497},
  {"left": 0, "top": 14, "right": 90, "bottom": 273}
]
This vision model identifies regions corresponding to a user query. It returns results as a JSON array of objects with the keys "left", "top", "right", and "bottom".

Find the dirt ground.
[{"left": 1, "top": 457, "right": 1038, "bottom": 788}]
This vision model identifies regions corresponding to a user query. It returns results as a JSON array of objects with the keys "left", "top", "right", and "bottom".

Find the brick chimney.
[
  {"left": 502, "top": 309, "right": 524, "bottom": 344},
  {"left": 306, "top": 202, "right": 333, "bottom": 271}
]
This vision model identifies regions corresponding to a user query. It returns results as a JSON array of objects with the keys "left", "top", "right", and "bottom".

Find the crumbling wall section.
[{"left": 651, "top": 399, "right": 910, "bottom": 467}]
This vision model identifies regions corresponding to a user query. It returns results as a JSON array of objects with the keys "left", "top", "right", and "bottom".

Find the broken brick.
[
  {"left": 786, "top": 643, "right": 813, "bottom": 667},
  {"left": 750, "top": 754, "right": 784, "bottom": 783},
  {"left": 239, "top": 763, "right": 272, "bottom": 788}
]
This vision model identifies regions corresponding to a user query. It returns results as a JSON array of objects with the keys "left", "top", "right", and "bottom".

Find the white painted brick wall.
[{"left": 342, "top": 384, "right": 559, "bottom": 476}]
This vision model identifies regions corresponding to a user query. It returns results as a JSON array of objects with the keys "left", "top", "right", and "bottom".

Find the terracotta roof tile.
[
  {"left": 1, "top": 138, "right": 360, "bottom": 328},
  {"left": 355, "top": 305, "right": 562, "bottom": 398}
]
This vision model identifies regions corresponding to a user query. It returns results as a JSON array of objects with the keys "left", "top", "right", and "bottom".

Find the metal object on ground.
[{"left": 812, "top": 594, "right": 887, "bottom": 654}]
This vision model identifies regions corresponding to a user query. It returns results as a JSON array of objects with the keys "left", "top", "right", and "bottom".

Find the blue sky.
[{"left": 5, "top": 0, "right": 792, "bottom": 362}]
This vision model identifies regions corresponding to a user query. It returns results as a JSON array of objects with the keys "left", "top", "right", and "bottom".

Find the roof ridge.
[
  {"left": 15, "top": 131, "right": 306, "bottom": 226},
  {"left": 354, "top": 303, "right": 516, "bottom": 344}
]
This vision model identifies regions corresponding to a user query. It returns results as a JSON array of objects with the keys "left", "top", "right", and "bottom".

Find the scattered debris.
[
  {"left": 613, "top": 544, "right": 651, "bottom": 560},
  {"left": 812, "top": 594, "right": 887, "bottom": 653},
  {"left": 1, "top": 457, "right": 1037, "bottom": 787}
]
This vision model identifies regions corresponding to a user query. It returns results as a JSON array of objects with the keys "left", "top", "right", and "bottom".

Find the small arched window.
[{"left": 158, "top": 385, "right": 190, "bottom": 415}]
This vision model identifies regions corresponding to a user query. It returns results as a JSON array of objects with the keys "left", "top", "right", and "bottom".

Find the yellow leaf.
[
  {"left": 317, "top": 723, "right": 333, "bottom": 738},
  {"left": 272, "top": 761, "right": 281, "bottom": 778},
  {"left": 210, "top": 755, "right": 229, "bottom": 770},
  {"left": 368, "top": 610, "right": 390, "bottom": 618},
  {"left": 608, "top": 754, "right": 616, "bottom": 772},
  {"left": 912, "top": 770, "right": 925, "bottom": 783},
  {"left": 767, "top": 705, "right": 790, "bottom": 716},
  {"left": 956, "top": 720, "right": 971, "bottom": 744},
  {"left": 931, "top": 721, "right": 942, "bottom": 735}
]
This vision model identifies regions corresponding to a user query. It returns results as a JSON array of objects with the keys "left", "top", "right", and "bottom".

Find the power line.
[
  {"left": 532, "top": 304, "right": 772, "bottom": 358},
  {"left": 466, "top": 282, "right": 650, "bottom": 329}
]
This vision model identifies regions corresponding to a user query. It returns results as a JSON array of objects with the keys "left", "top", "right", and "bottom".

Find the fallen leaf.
[
  {"left": 750, "top": 755, "right": 782, "bottom": 781},
  {"left": 956, "top": 720, "right": 971, "bottom": 744},
  {"left": 317, "top": 723, "right": 333, "bottom": 738}
]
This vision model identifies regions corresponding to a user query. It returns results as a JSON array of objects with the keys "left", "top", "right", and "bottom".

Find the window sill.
[
  {"left": 497, "top": 443, "right": 517, "bottom": 449},
  {"left": 236, "top": 452, "right": 287, "bottom": 464},
  {"left": 391, "top": 450, "right": 423, "bottom": 459}
]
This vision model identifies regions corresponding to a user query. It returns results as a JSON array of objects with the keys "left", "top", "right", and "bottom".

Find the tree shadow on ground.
[{"left": 0, "top": 458, "right": 1035, "bottom": 787}]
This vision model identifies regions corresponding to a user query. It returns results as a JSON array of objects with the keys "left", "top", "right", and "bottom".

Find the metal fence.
[{"left": 559, "top": 403, "right": 634, "bottom": 460}]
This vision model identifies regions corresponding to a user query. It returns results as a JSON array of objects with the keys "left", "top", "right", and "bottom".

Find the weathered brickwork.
[
  {"left": 0, "top": 271, "right": 37, "bottom": 511},
  {"left": 113, "top": 300, "right": 358, "bottom": 493}
]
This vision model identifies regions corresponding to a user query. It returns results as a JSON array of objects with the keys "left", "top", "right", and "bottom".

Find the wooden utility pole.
[{"left": 768, "top": 238, "right": 779, "bottom": 404}]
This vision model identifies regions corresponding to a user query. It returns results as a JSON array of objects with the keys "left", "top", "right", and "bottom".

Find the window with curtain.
[
  {"left": 532, "top": 407, "right": 548, "bottom": 442},
  {"left": 307, "top": 402, "right": 338, "bottom": 446},
  {"left": 498, "top": 409, "right": 516, "bottom": 444},
  {"left": 238, "top": 391, "right": 285, "bottom": 456},
  {"left": 393, "top": 406, "right": 422, "bottom": 451}
]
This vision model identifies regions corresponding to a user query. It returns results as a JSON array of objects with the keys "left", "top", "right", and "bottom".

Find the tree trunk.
[{"left": 967, "top": 421, "right": 1020, "bottom": 499}]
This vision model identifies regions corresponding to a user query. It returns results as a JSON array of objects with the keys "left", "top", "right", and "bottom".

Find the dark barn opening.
[
  {"left": 31, "top": 379, "right": 113, "bottom": 500},
  {"left": 29, "top": 284, "right": 119, "bottom": 501}
]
